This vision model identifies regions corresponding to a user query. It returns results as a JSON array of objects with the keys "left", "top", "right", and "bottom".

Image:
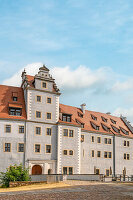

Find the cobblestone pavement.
[{"left": 0, "top": 182, "right": 133, "bottom": 200}]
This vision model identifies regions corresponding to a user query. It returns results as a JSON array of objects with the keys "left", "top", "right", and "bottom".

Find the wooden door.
[{"left": 32, "top": 165, "right": 42, "bottom": 175}]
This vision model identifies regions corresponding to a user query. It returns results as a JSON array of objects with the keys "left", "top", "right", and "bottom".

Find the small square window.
[
  {"left": 47, "top": 97, "right": 51, "bottom": 104},
  {"left": 81, "top": 135, "right": 84, "bottom": 142},
  {"left": 36, "top": 127, "right": 41, "bottom": 135},
  {"left": 97, "top": 151, "right": 101, "bottom": 157},
  {"left": 19, "top": 126, "right": 24, "bottom": 133},
  {"left": 104, "top": 151, "right": 108, "bottom": 158},
  {"left": 47, "top": 113, "right": 51, "bottom": 119},
  {"left": 63, "top": 150, "right": 67, "bottom": 155},
  {"left": 5, "top": 143, "right": 11, "bottom": 152},
  {"left": 91, "top": 136, "right": 94, "bottom": 142},
  {"left": 97, "top": 137, "right": 101, "bottom": 143},
  {"left": 13, "top": 96, "right": 18, "bottom": 101},
  {"left": 124, "top": 140, "right": 126, "bottom": 146},
  {"left": 35, "top": 144, "right": 40, "bottom": 153},
  {"left": 36, "top": 111, "right": 41, "bottom": 118},
  {"left": 108, "top": 139, "right": 112, "bottom": 144},
  {"left": 5, "top": 125, "right": 11, "bottom": 133},
  {"left": 63, "top": 129, "right": 68, "bottom": 136},
  {"left": 127, "top": 141, "right": 129, "bottom": 147},
  {"left": 69, "top": 150, "right": 73, "bottom": 155},
  {"left": 108, "top": 152, "right": 112, "bottom": 158},
  {"left": 37, "top": 96, "right": 41, "bottom": 102},
  {"left": 42, "top": 82, "right": 47, "bottom": 88},
  {"left": 104, "top": 138, "right": 107, "bottom": 144},
  {"left": 46, "top": 145, "right": 51, "bottom": 153},
  {"left": 69, "top": 130, "right": 74, "bottom": 137},
  {"left": 46, "top": 128, "right": 52, "bottom": 136},
  {"left": 127, "top": 154, "right": 130, "bottom": 160},
  {"left": 18, "top": 143, "right": 24, "bottom": 152}
]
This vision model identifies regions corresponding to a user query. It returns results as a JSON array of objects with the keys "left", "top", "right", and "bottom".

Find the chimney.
[{"left": 80, "top": 103, "right": 86, "bottom": 114}]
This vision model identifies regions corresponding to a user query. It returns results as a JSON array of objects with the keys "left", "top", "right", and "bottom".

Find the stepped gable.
[
  {"left": 0, "top": 85, "right": 26, "bottom": 120},
  {"left": 59, "top": 103, "right": 133, "bottom": 138}
]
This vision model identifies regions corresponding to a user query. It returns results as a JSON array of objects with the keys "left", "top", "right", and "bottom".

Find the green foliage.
[{"left": 0, "top": 164, "right": 30, "bottom": 187}]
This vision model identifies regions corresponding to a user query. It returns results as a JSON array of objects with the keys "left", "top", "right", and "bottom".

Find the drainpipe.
[{"left": 113, "top": 134, "right": 116, "bottom": 177}]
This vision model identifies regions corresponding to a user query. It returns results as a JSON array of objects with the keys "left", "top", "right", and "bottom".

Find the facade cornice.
[{"left": 26, "top": 87, "right": 61, "bottom": 96}]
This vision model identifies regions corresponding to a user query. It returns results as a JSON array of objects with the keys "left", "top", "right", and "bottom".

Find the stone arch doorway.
[{"left": 32, "top": 165, "right": 42, "bottom": 175}]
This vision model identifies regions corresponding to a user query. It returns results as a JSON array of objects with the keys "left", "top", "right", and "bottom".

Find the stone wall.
[{"left": 9, "top": 181, "right": 46, "bottom": 188}]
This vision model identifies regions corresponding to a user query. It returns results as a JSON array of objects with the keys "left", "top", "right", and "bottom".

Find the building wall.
[
  {"left": 115, "top": 136, "right": 133, "bottom": 176},
  {"left": 0, "top": 120, "right": 25, "bottom": 172},
  {"left": 57, "top": 124, "right": 81, "bottom": 174},
  {"left": 80, "top": 131, "right": 113, "bottom": 175}
]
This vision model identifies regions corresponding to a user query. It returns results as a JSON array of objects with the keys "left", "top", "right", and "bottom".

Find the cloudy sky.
[{"left": 1, "top": 0, "right": 133, "bottom": 122}]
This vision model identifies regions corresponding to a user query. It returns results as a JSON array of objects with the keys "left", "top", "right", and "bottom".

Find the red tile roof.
[
  {"left": 26, "top": 75, "right": 34, "bottom": 87},
  {"left": 0, "top": 85, "right": 26, "bottom": 120},
  {"left": 59, "top": 104, "right": 133, "bottom": 138}
]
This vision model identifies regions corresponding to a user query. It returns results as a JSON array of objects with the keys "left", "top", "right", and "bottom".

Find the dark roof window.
[
  {"left": 9, "top": 108, "right": 22, "bottom": 116},
  {"left": 76, "top": 119, "right": 84, "bottom": 128},
  {"left": 78, "top": 112, "right": 83, "bottom": 118},
  {"left": 110, "top": 118, "right": 116, "bottom": 124},
  {"left": 111, "top": 125, "right": 120, "bottom": 133},
  {"left": 101, "top": 116, "right": 107, "bottom": 122},
  {"left": 62, "top": 114, "right": 71, "bottom": 122},
  {"left": 120, "top": 127, "right": 129, "bottom": 135},
  {"left": 12, "top": 92, "right": 18, "bottom": 101},
  {"left": 90, "top": 121, "right": 99, "bottom": 130},
  {"left": 91, "top": 114, "right": 97, "bottom": 121},
  {"left": 101, "top": 123, "right": 110, "bottom": 132}
]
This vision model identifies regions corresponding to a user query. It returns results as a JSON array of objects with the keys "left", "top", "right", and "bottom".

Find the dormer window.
[
  {"left": 90, "top": 122, "right": 99, "bottom": 130},
  {"left": 62, "top": 114, "right": 71, "bottom": 122},
  {"left": 9, "top": 108, "right": 22, "bottom": 116},
  {"left": 111, "top": 125, "right": 120, "bottom": 133},
  {"left": 12, "top": 92, "right": 18, "bottom": 102},
  {"left": 101, "top": 116, "right": 107, "bottom": 122},
  {"left": 42, "top": 82, "right": 47, "bottom": 88},
  {"left": 75, "top": 119, "right": 84, "bottom": 128},
  {"left": 110, "top": 119, "right": 116, "bottom": 124},
  {"left": 101, "top": 123, "right": 110, "bottom": 132},
  {"left": 120, "top": 127, "right": 129, "bottom": 135},
  {"left": 91, "top": 114, "right": 97, "bottom": 121},
  {"left": 78, "top": 112, "right": 83, "bottom": 118}
]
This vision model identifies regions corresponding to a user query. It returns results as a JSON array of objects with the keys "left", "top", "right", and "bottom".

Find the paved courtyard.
[{"left": 0, "top": 181, "right": 133, "bottom": 200}]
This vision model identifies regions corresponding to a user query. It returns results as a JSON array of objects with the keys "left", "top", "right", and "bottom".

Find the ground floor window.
[
  {"left": 63, "top": 167, "right": 67, "bottom": 175},
  {"left": 63, "top": 167, "right": 73, "bottom": 175},
  {"left": 106, "top": 169, "right": 110, "bottom": 176}
]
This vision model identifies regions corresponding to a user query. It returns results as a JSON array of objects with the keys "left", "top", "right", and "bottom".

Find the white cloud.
[
  {"left": 111, "top": 78, "right": 133, "bottom": 92},
  {"left": 2, "top": 63, "right": 111, "bottom": 91},
  {"left": 113, "top": 107, "right": 133, "bottom": 125}
]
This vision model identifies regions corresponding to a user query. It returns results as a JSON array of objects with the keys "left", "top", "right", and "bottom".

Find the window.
[
  {"left": 5, "top": 143, "right": 11, "bottom": 152},
  {"left": 104, "top": 138, "right": 112, "bottom": 144},
  {"left": 63, "top": 129, "right": 68, "bottom": 136},
  {"left": 92, "top": 150, "right": 94, "bottom": 157},
  {"left": 101, "top": 116, "right": 107, "bottom": 122},
  {"left": 63, "top": 167, "right": 67, "bottom": 175},
  {"left": 46, "top": 128, "right": 52, "bottom": 136},
  {"left": 97, "top": 137, "right": 101, "bottom": 143},
  {"left": 69, "top": 130, "right": 74, "bottom": 137},
  {"left": 47, "top": 112, "right": 52, "bottom": 119},
  {"left": 124, "top": 153, "right": 130, "bottom": 160},
  {"left": 104, "top": 152, "right": 112, "bottom": 158},
  {"left": 97, "top": 151, "right": 101, "bottom": 158},
  {"left": 110, "top": 119, "right": 116, "bottom": 124},
  {"left": 78, "top": 112, "right": 83, "bottom": 118},
  {"left": 90, "top": 122, "right": 99, "bottom": 130},
  {"left": 35, "top": 144, "right": 40, "bottom": 153},
  {"left": 124, "top": 140, "right": 129, "bottom": 147},
  {"left": 91, "top": 114, "right": 97, "bottom": 120},
  {"left": 42, "top": 82, "right": 47, "bottom": 88},
  {"left": 81, "top": 135, "right": 84, "bottom": 142},
  {"left": 91, "top": 136, "right": 94, "bottom": 142},
  {"left": 62, "top": 114, "right": 71, "bottom": 122},
  {"left": 69, "top": 150, "right": 73, "bottom": 155},
  {"left": 127, "top": 141, "right": 129, "bottom": 147},
  {"left": 111, "top": 125, "right": 120, "bottom": 133},
  {"left": 36, "top": 127, "right": 41, "bottom": 135},
  {"left": 36, "top": 111, "right": 41, "bottom": 118},
  {"left": 18, "top": 143, "right": 24, "bottom": 152},
  {"left": 69, "top": 167, "right": 73, "bottom": 175},
  {"left": 9, "top": 108, "right": 22, "bottom": 116},
  {"left": 63, "top": 150, "right": 67, "bottom": 155},
  {"left": 101, "top": 123, "right": 110, "bottom": 132},
  {"left": 47, "top": 97, "right": 51, "bottom": 104},
  {"left": 81, "top": 123, "right": 84, "bottom": 128},
  {"left": 13, "top": 97, "right": 18, "bottom": 101},
  {"left": 106, "top": 169, "right": 110, "bottom": 176},
  {"left": 120, "top": 127, "right": 129, "bottom": 135},
  {"left": 19, "top": 126, "right": 24, "bottom": 133},
  {"left": 76, "top": 119, "right": 84, "bottom": 128},
  {"left": 36, "top": 95, "right": 41, "bottom": 102},
  {"left": 46, "top": 145, "right": 51, "bottom": 153},
  {"left": 95, "top": 169, "right": 100, "bottom": 175},
  {"left": 5, "top": 125, "right": 11, "bottom": 133}
]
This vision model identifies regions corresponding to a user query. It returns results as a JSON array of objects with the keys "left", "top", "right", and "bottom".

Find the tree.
[{"left": 0, "top": 164, "right": 30, "bottom": 187}]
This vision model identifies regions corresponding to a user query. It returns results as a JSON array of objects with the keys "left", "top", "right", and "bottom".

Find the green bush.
[{"left": 0, "top": 164, "right": 30, "bottom": 187}]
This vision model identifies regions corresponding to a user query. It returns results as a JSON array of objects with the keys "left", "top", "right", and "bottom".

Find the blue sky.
[{"left": 1, "top": 0, "right": 133, "bottom": 122}]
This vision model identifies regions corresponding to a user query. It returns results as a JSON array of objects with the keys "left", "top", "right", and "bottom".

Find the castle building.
[{"left": 0, "top": 65, "right": 133, "bottom": 176}]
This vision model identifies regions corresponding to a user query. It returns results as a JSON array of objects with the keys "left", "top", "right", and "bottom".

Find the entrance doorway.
[{"left": 32, "top": 165, "right": 42, "bottom": 175}]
